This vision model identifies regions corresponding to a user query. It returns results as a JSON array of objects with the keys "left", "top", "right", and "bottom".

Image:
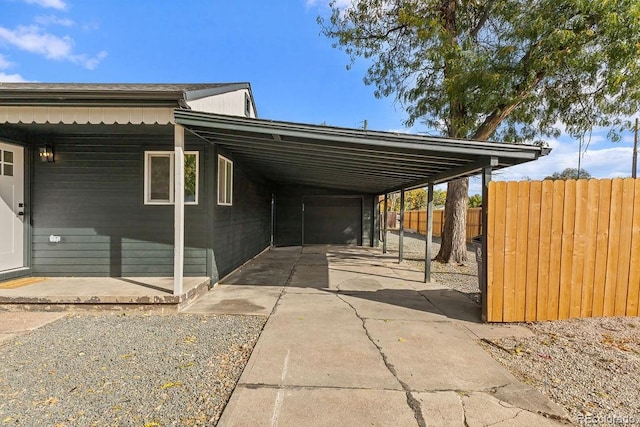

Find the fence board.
[
  {"left": 487, "top": 177, "right": 640, "bottom": 323},
  {"left": 513, "top": 181, "right": 530, "bottom": 321},
  {"left": 580, "top": 179, "right": 600, "bottom": 318},
  {"left": 502, "top": 182, "right": 519, "bottom": 321},
  {"left": 569, "top": 179, "right": 588, "bottom": 318},
  {"left": 592, "top": 180, "right": 612, "bottom": 317},
  {"left": 525, "top": 181, "right": 542, "bottom": 321},
  {"left": 490, "top": 181, "right": 507, "bottom": 322},
  {"left": 603, "top": 179, "right": 623, "bottom": 316},
  {"left": 614, "top": 179, "right": 635, "bottom": 315},
  {"left": 536, "top": 180, "right": 554, "bottom": 321},
  {"left": 627, "top": 180, "right": 640, "bottom": 316},
  {"left": 558, "top": 180, "right": 576, "bottom": 319},
  {"left": 547, "top": 180, "right": 566, "bottom": 320},
  {"left": 487, "top": 182, "right": 496, "bottom": 321},
  {"left": 402, "top": 208, "right": 481, "bottom": 241}
]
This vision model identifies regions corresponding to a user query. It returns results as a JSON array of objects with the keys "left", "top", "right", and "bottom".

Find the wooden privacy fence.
[
  {"left": 403, "top": 208, "right": 482, "bottom": 242},
  {"left": 487, "top": 178, "right": 640, "bottom": 322}
]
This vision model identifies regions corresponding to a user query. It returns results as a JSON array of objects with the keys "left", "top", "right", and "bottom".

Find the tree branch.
[
  {"left": 352, "top": 24, "right": 407, "bottom": 41},
  {"left": 469, "top": 0, "right": 494, "bottom": 40},
  {"left": 472, "top": 71, "right": 544, "bottom": 140}
]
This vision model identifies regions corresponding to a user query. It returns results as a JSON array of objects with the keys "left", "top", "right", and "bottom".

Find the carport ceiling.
[{"left": 175, "top": 110, "right": 548, "bottom": 194}]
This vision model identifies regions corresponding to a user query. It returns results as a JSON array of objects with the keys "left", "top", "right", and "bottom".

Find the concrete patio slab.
[
  {"left": 239, "top": 292, "right": 401, "bottom": 390},
  {"left": 181, "top": 284, "right": 282, "bottom": 316},
  {"left": 364, "top": 318, "right": 517, "bottom": 391},
  {"left": 414, "top": 391, "right": 467, "bottom": 427},
  {"left": 418, "top": 288, "right": 483, "bottom": 323},
  {"left": 199, "top": 246, "right": 569, "bottom": 426},
  {"left": 219, "top": 386, "right": 417, "bottom": 427},
  {"left": 462, "top": 391, "right": 563, "bottom": 427},
  {"left": 221, "top": 263, "right": 294, "bottom": 287},
  {"left": 286, "top": 265, "right": 330, "bottom": 291},
  {"left": 337, "top": 290, "right": 445, "bottom": 322},
  {"left": 0, "top": 276, "right": 209, "bottom": 307}
]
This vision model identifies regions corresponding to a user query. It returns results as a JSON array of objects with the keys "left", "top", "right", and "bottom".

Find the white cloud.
[
  {"left": 0, "top": 71, "right": 27, "bottom": 82},
  {"left": 0, "top": 25, "right": 72, "bottom": 59},
  {"left": 466, "top": 133, "right": 637, "bottom": 195},
  {"left": 0, "top": 53, "right": 14, "bottom": 69},
  {"left": 495, "top": 141, "right": 635, "bottom": 183},
  {"left": 23, "top": 0, "right": 67, "bottom": 10},
  {"left": 0, "top": 25, "right": 107, "bottom": 69},
  {"left": 35, "top": 15, "right": 75, "bottom": 27},
  {"left": 70, "top": 50, "right": 107, "bottom": 70}
]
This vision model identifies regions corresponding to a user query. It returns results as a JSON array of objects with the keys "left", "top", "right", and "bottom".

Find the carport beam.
[
  {"left": 383, "top": 194, "right": 388, "bottom": 254},
  {"left": 424, "top": 184, "right": 434, "bottom": 283},
  {"left": 399, "top": 190, "right": 405, "bottom": 262},
  {"left": 174, "top": 124, "right": 185, "bottom": 296}
]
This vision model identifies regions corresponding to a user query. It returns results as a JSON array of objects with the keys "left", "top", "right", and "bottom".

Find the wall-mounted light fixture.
[{"left": 39, "top": 146, "right": 54, "bottom": 162}]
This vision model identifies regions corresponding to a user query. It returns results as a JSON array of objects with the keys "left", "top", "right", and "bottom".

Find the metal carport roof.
[{"left": 175, "top": 110, "right": 549, "bottom": 194}]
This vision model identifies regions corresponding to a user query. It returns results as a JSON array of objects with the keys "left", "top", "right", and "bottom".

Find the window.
[
  {"left": 217, "top": 155, "right": 233, "bottom": 206},
  {"left": 144, "top": 151, "right": 199, "bottom": 205},
  {"left": 244, "top": 93, "right": 252, "bottom": 117},
  {"left": 1, "top": 150, "right": 13, "bottom": 176}
]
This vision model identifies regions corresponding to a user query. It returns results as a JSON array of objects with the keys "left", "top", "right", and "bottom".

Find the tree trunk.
[{"left": 434, "top": 177, "right": 469, "bottom": 264}]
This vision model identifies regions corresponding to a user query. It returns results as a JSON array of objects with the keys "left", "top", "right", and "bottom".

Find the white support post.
[
  {"left": 382, "top": 194, "right": 388, "bottom": 254},
  {"left": 424, "top": 184, "right": 434, "bottom": 283},
  {"left": 173, "top": 124, "right": 185, "bottom": 296},
  {"left": 399, "top": 190, "right": 405, "bottom": 262}
]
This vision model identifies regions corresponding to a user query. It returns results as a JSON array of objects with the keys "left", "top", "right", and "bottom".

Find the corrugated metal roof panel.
[
  {"left": 175, "top": 110, "right": 547, "bottom": 194},
  {"left": 0, "top": 106, "right": 174, "bottom": 125}
]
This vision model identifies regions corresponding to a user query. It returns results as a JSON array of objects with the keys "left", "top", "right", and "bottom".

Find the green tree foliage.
[
  {"left": 405, "top": 188, "right": 427, "bottom": 210},
  {"left": 545, "top": 167, "right": 592, "bottom": 180},
  {"left": 390, "top": 188, "right": 447, "bottom": 211},
  {"left": 184, "top": 154, "right": 197, "bottom": 202},
  {"left": 433, "top": 189, "right": 447, "bottom": 208},
  {"left": 468, "top": 194, "right": 482, "bottom": 208},
  {"left": 320, "top": 0, "right": 640, "bottom": 263}
]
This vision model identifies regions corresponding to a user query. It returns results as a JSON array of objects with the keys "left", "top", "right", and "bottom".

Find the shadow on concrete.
[
  {"left": 325, "top": 288, "right": 482, "bottom": 323},
  {"left": 216, "top": 245, "right": 482, "bottom": 323}
]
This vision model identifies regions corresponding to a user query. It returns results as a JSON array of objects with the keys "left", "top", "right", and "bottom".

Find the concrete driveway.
[{"left": 183, "top": 246, "right": 570, "bottom": 426}]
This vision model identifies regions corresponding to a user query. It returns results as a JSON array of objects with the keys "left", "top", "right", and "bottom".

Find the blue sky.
[{"left": 0, "top": 0, "right": 637, "bottom": 195}]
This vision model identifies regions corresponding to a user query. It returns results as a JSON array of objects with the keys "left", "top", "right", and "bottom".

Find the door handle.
[{"left": 17, "top": 211, "right": 25, "bottom": 216}]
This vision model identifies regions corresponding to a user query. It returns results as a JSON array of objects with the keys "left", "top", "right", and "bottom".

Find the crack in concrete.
[
  {"left": 335, "top": 293, "right": 426, "bottom": 427},
  {"left": 486, "top": 384, "right": 572, "bottom": 423},
  {"left": 241, "top": 383, "right": 405, "bottom": 392},
  {"left": 268, "top": 253, "right": 301, "bottom": 317},
  {"left": 458, "top": 394, "right": 470, "bottom": 427},
  {"left": 484, "top": 407, "right": 525, "bottom": 427}
]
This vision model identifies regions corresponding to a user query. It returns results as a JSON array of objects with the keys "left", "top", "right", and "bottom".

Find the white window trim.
[
  {"left": 144, "top": 150, "right": 199, "bottom": 205},
  {"left": 218, "top": 154, "right": 233, "bottom": 206}
]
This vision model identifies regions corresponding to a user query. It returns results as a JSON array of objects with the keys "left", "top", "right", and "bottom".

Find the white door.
[{"left": 0, "top": 142, "right": 24, "bottom": 272}]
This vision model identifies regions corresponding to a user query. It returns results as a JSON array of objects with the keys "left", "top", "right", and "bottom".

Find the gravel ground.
[
  {"left": 481, "top": 317, "right": 640, "bottom": 425},
  {"left": 387, "top": 230, "right": 640, "bottom": 425},
  {"left": 384, "top": 230, "right": 480, "bottom": 300},
  {"left": 0, "top": 313, "right": 265, "bottom": 426}
]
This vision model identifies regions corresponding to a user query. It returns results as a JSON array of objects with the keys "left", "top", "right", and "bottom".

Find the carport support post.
[
  {"left": 424, "top": 184, "right": 434, "bottom": 283},
  {"left": 399, "top": 190, "right": 405, "bottom": 262},
  {"left": 173, "top": 124, "right": 185, "bottom": 296},
  {"left": 481, "top": 163, "right": 493, "bottom": 322},
  {"left": 383, "top": 194, "right": 388, "bottom": 254}
]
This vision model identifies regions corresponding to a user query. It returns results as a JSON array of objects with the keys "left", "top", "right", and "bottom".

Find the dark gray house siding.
[
  {"left": 31, "top": 135, "right": 209, "bottom": 277},
  {"left": 273, "top": 183, "right": 374, "bottom": 247},
  {"left": 210, "top": 147, "right": 273, "bottom": 281},
  {"left": 30, "top": 136, "right": 275, "bottom": 281}
]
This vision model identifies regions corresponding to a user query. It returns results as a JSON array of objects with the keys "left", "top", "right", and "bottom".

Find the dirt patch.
[{"left": 481, "top": 316, "right": 640, "bottom": 425}]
